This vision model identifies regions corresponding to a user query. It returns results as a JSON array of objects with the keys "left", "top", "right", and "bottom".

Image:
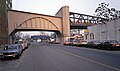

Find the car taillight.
[
  {"left": 115, "top": 44, "right": 120, "bottom": 46},
  {"left": 66, "top": 42, "right": 69, "bottom": 44},
  {"left": 112, "top": 44, "right": 120, "bottom": 47}
]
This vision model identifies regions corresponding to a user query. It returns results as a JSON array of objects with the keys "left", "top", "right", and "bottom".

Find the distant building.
[
  {"left": 31, "top": 35, "right": 50, "bottom": 42},
  {"left": 0, "top": 0, "right": 12, "bottom": 45},
  {"left": 87, "top": 18, "right": 120, "bottom": 42}
]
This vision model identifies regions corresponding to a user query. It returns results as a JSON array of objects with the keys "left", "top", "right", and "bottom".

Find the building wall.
[
  {"left": 0, "top": 0, "right": 9, "bottom": 45},
  {"left": 88, "top": 18, "right": 120, "bottom": 42}
]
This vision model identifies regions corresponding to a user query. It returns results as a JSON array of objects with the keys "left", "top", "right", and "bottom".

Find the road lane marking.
[{"left": 56, "top": 49, "right": 120, "bottom": 71}]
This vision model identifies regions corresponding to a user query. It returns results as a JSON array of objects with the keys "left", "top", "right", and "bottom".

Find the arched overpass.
[
  {"left": 14, "top": 17, "right": 60, "bottom": 33},
  {"left": 8, "top": 6, "right": 70, "bottom": 43},
  {"left": 8, "top": 10, "right": 62, "bottom": 35}
]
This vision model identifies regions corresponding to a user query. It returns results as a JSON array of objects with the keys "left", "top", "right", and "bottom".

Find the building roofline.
[
  {"left": 8, "top": 9, "right": 62, "bottom": 18},
  {"left": 55, "top": 6, "right": 69, "bottom": 16}
]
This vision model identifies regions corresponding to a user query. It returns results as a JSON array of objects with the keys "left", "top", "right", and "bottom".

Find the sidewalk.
[
  {"left": 108, "top": 51, "right": 120, "bottom": 56},
  {"left": 91, "top": 48, "right": 120, "bottom": 56},
  {"left": 76, "top": 46, "right": 120, "bottom": 56}
]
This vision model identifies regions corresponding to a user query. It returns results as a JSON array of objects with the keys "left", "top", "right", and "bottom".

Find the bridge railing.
[{"left": 69, "top": 12, "right": 107, "bottom": 26}]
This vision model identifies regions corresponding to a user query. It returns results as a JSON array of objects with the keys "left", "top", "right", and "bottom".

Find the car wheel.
[
  {"left": 97, "top": 46, "right": 101, "bottom": 49},
  {"left": 15, "top": 54, "right": 20, "bottom": 59},
  {"left": 16, "top": 56, "right": 19, "bottom": 59},
  {"left": 0, "top": 57, "right": 5, "bottom": 60},
  {"left": 107, "top": 47, "right": 111, "bottom": 51},
  {"left": 86, "top": 46, "right": 88, "bottom": 48}
]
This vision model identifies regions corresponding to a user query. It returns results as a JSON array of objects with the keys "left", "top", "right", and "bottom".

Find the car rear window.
[{"left": 109, "top": 40, "right": 119, "bottom": 44}]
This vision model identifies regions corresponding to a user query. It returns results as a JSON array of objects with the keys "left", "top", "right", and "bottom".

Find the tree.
[{"left": 95, "top": 2, "right": 120, "bottom": 20}]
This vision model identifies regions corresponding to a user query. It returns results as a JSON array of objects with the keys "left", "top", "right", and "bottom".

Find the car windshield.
[
  {"left": 8, "top": 46, "right": 18, "bottom": 49},
  {"left": 93, "top": 41, "right": 100, "bottom": 44}
]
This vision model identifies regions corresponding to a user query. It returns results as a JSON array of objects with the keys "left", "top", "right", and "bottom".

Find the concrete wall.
[
  {"left": 0, "top": 0, "right": 9, "bottom": 45},
  {"left": 8, "top": 6, "right": 71, "bottom": 43},
  {"left": 55, "top": 6, "right": 70, "bottom": 42},
  {"left": 88, "top": 18, "right": 120, "bottom": 42},
  {"left": 8, "top": 10, "right": 62, "bottom": 35}
]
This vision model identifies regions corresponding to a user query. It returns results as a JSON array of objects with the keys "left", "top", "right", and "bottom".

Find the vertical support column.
[
  {"left": 55, "top": 6, "right": 70, "bottom": 43},
  {"left": 9, "top": 36, "right": 13, "bottom": 44},
  {"left": 62, "top": 6, "right": 70, "bottom": 42},
  {"left": 9, "top": 31, "right": 16, "bottom": 44}
]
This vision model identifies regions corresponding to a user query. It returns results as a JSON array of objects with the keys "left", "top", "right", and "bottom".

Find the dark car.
[
  {"left": 86, "top": 40, "right": 101, "bottom": 48},
  {"left": 97, "top": 40, "right": 120, "bottom": 50},
  {"left": 0, "top": 44, "right": 23, "bottom": 59}
]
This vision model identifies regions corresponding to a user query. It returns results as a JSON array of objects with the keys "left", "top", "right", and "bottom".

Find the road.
[{"left": 0, "top": 43, "right": 120, "bottom": 71}]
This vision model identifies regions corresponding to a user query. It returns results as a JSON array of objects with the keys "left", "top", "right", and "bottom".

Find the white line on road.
[{"left": 56, "top": 49, "right": 120, "bottom": 71}]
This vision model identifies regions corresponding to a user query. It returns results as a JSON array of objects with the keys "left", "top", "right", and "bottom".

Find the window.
[{"left": 90, "top": 33, "right": 94, "bottom": 40}]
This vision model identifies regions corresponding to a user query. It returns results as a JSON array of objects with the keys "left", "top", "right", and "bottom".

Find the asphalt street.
[{"left": 0, "top": 43, "right": 120, "bottom": 71}]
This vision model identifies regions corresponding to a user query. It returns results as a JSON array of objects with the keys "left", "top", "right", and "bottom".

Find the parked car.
[
  {"left": 86, "top": 40, "right": 101, "bottom": 48},
  {"left": 73, "top": 41, "right": 87, "bottom": 47},
  {"left": 18, "top": 40, "right": 30, "bottom": 50},
  {"left": 97, "top": 40, "right": 120, "bottom": 50},
  {"left": 0, "top": 44, "right": 23, "bottom": 59},
  {"left": 49, "top": 41, "right": 60, "bottom": 44},
  {"left": 63, "top": 41, "right": 73, "bottom": 46}
]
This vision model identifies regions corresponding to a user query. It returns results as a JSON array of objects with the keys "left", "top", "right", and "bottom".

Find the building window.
[
  {"left": 85, "top": 34, "right": 88, "bottom": 40},
  {"left": 90, "top": 33, "right": 94, "bottom": 40}
]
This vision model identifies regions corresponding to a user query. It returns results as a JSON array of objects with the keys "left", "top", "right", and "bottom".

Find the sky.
[{"left": 12, "top": 0, "right": 120, "bottom": 16}]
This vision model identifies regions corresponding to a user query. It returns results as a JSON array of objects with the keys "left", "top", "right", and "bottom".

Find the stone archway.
[{"left": 16, "top": 17, "right": 59, "bottom": 31}]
